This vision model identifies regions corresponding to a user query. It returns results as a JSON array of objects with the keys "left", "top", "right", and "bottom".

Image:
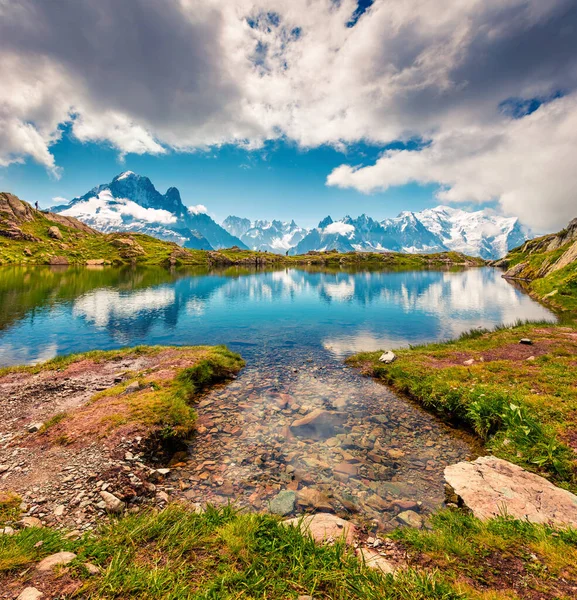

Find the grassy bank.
[
  {"left": 2, "top": 503, "right": 576, "bottom": 599},
  {"left": 0, "top": 345, "right": 245, "bottom": 444},
  {"left": 348, "top": 321, "right": 577, "bottom": 490}
]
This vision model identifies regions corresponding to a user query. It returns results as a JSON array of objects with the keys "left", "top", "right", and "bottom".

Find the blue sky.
[{"left": 0, "top": 130, "right": 451, "bottom": 228}]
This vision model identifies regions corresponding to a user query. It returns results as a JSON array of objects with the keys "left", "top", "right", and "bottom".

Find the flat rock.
[
  {"left": 17, "top": 588, "right": 44, "bottom": 600},
  {"left": 445, "top": 456, "right": 577, "bottom": 527},
  {"left": 290, "top": 409, "right": 345, "bottom": 440},
  {"left": 283, "top": 513, "right": 357, "bottom": 545},
  {"left": 37, "top": 551, "right": 77, "bottom": 572},
  {"left": 269, "top": 490, "right": 296, "bottom": 516}
]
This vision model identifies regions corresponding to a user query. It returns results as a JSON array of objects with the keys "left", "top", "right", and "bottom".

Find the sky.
[{"left": 0, "top": 0, "right": 576, "bottom": 230}]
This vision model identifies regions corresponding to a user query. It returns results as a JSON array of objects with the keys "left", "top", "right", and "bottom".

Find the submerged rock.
[
  {"left": 269, "top": 490, "right": 296, "bottom": 516},
  {"left": 290, "top": 409, "right": 345, "bottom": 440},
  {"left": 445, "top": 456, "right": 577, "bottom": 527}
]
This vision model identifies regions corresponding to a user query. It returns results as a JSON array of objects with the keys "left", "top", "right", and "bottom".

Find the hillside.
[
  {"left": 0, "top": 192, "right": 209, "bottom": 267},
  {"left": 494, "top": 217, "right": 577, "bottom": 310}
]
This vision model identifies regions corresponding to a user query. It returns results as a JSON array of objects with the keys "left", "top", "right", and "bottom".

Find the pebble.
[{"left": 16, "top": 588, "right": 44, "bottom": 600}]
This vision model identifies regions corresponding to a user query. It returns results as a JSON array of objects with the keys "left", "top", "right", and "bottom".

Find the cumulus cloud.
[
  {"left": 188, "top": 204, "right": 208, "bottom": 215},
  {"left": 328, "top": 94, "right": 577, "bottom": 230},
  {"left": 324, "top": 222, "right": 356, "bottom": 236},
  {"left": 0, "top": 0, "right": 576, "bottom": 227}
]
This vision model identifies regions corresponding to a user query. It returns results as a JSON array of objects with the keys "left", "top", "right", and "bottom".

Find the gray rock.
[
  {"left": 269, "top": 490, "right": 296, "bottom": 516},
  {"left": 519, "top": 338, "right": 533, "bottom": 345},
  {"left": 445, "top": 456, "right": 577, "bottom": 526},
  {"left": 26, "top": 422, "right": 43, "bottom": 433},
  {"left": 20, "top": 516, "right": 42, "bottom": 528},
  {"left": 37, "top": 551, "right": 77, "bottom": 572},
  {"left": 283, "top": 513, "right": 357, "bottom": 545},
  {"left": 378, "top": 351, "right": 396, "bottom": 364},
  {"left": 0, "top": 464, "right": 9, "bottom": 473},
  {"left": 99, "top": 490, "right": 125, "bottom": 513}
]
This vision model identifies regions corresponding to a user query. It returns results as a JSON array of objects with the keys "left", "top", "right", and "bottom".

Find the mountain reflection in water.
[{"left": 0, "top": 265, "right": 555, "bottom": 366}]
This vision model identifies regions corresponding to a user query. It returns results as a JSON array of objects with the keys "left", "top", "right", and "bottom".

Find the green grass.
[
  {"left": 3, "top": 505, "right": 577, "bottom": 598},
  {"left": 347, "top": 320, "right": 577, "bottom": 489},
  {"left": 0, "top": 505, "right": 463, "bottom": 599}
]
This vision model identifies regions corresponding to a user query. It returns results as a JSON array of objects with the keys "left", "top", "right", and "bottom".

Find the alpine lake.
[{"left": 0, "top": 264, "right": 556, "bottom": 529}]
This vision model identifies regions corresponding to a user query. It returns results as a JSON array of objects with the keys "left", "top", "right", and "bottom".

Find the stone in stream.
[
  {"left": 297, "top": 487, "right": 334, "bottom": 512},
  {"left": 444, "top": 456, "right": 577, "bottom": 527},
  {"left": 290, "top": 409, "right": 346, "bottom": 440},
  {"left": 396, "top": 510, "right": 423, "bottom": 528},
  {"left": 269, "top": 490, "right": 296, "bottom": 516}
]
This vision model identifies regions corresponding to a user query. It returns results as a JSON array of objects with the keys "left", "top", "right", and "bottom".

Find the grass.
[
  {"left": 2, "top": 505, "right": 576, "bottom": 598},
  {"left": 392, "top": 508, "right": 577, "bottom": 598},
  {"left": 347, "top": 320, "right": 577, "bottom": 490},
  {"left": 0, "top": 504, "right": 463, "bottom": 599}
]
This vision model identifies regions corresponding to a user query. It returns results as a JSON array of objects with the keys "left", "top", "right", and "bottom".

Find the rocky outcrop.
[
  {"left": 47, "top": 226, "right": 63, "bottom": 240},
  {"left": 444, "top": 456, "right": 577, "bottom": 527}
]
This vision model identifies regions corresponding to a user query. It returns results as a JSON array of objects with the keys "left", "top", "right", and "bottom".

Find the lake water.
[
  {"left": 0, "top": 265, "right": 554, "bottom": 366},
  {"left": 0, "top": 265, "right": 556, "bottom": 527}
]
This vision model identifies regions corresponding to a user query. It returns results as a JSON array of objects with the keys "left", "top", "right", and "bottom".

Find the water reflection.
[{"left": 0, "top": 265, "right": 555, "bottom": 366}]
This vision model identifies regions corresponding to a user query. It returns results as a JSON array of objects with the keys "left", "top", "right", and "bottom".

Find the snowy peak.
[
  {"left": 222, "top": 216, "right": 308, "bottom": 253},
  {"left": 54, "top": 172, "right": 247, "bottom": 251},
  {"left": 291, "top": 206, "right": 531, "bottom": 258}
]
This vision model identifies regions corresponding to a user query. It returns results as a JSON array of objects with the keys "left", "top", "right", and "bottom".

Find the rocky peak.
[
  {"left": 0, "top": 192, "right": 36, "bottom": 224},
  {"left": 318, "top": 216, "right": 333, "bottom": 229}
]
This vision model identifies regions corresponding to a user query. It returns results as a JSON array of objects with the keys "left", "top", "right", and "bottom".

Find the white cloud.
[
  {"left": 188, "top": 204, "right": 208, "bottom": 215},
  {"left": 0, "top": 0, "right": 576, "bottom": 228},
  {"left": 324, "top": 222, "right": 355, "bottom": 236},
  {"left": 51, "top": 196, "right": 68, "bottom": 204},
  {"left": 327, "top": 94, "right": 577, "bottom": 230}
]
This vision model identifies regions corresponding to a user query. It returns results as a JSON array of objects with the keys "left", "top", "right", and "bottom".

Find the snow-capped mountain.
[
  {"left": 222, "top": 216, "right": 307, "bottom": 253},
  {"left": 290, "top": 207, "right": 530, "bottom": 259},
  {"left": 52, "top": 172, "right": 247, "bottom": 250}
]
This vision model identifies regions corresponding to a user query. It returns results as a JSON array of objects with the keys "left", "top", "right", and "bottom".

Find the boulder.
[
  {"left": 269, "top": 490, "right": 296, "bottom": 516},
  {"left": 378, "top": 351, "right": 396, "bottom": 364},
  {"left": 444, "top": 456, "right": 577, "bottom": 527},
  {"left": 47, "top": 226, "right": 63, "bottom": 240},
  {"left": 37, "top": 551, "right": 77, "bottom": 572},
  {"left": 290, "top": 409, "right": 345, "bottom": 440},
  {"left": 283, "top": 513, "right": 357, "bottom": 545},
  {"left": 48, "top": 256, "right": 69, "bottom": 265}
]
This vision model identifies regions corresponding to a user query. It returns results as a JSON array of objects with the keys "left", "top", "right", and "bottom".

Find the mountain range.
[
  {"left": 52, "top": 172, "right": 247, "bottom": 251},
  {"left": 288, "top": 207, "right": 529, "bottom": 259},
  {"left": 52, "top": 172, "right": 530, "bottom": 259}
]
